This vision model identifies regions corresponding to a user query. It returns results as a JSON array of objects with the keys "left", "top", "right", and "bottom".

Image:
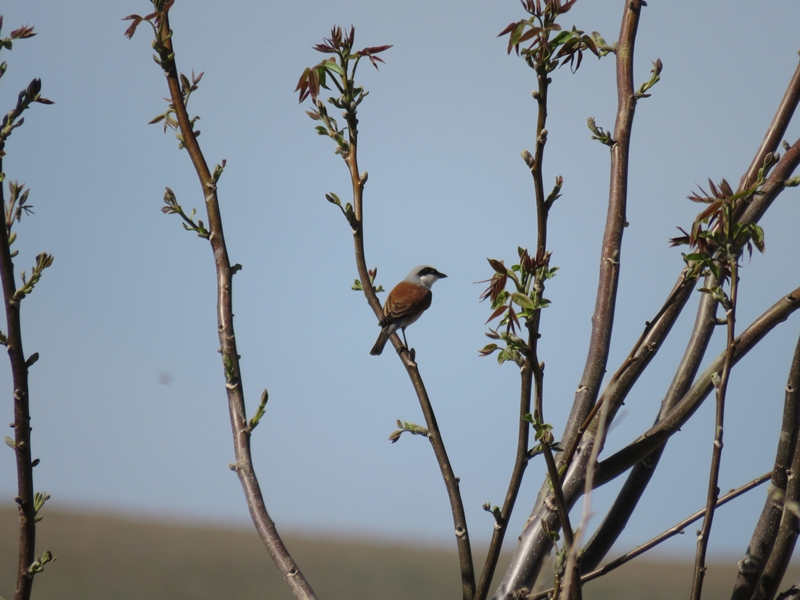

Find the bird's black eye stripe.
[{"left": 418, "top": 267, "right": 438, "bottom": 276}]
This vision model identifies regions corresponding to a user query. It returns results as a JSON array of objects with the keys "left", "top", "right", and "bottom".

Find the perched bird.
[{"left": 370, "top": 265, "right": 447, "bottom": 356}]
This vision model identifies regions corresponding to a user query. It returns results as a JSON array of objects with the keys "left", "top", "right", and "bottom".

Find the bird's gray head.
[{"left": 406, "top": 265, "right": 447, "bottom": 289}]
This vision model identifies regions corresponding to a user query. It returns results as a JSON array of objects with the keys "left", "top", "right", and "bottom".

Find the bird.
[{"left": 370, "top": 265, "right": 447, "bottom": 356}]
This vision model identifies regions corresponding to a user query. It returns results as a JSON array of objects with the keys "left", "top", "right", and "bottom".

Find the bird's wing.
[{"left": 379, "top": 282, "right": 432, "bottom": 326}]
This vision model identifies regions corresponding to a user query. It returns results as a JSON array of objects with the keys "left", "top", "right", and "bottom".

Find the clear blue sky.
[{"left": 2, "top": 0, "right": 800, "bottom": 563}]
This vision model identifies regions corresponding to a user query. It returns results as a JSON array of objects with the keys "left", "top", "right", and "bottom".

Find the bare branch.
[
  {"left": 476, "top": 10, "right": 564, "bottom": 593},
  {"left": 492, "top": 2, "right": 646, "bottom": 595},
  {"left": 141, "top": 7, "right": 317, "bottom": 598},
  {"left": 0, "top": 159, "right": 39, "bottom": 600},
  {"left": 753, "top": 333, "right": 800, "bottom": 600},
  {"left": 690, "top": 234, "right": 740, "bottom": 600},
  {"left": 474, "top": 362, "right": 534, "bottom": 600},
  {"left": 738, "top": 59, "right": 800, "bottom": 194},
  {"left": 556, "top": 0, "right": 644, "bottom": 475},
  {"left": 0, "top": 25, "right": 53, "bottom": 600},
  {"left": 528, "top": 473, "right": 771, "bottom": 600},
  {"left": 596, "top": 285, "right": 800, "bottom": 486},
  {"left": 579, "top": 54, "right": 800, "bottom": 570},
  {"left": 581, "top": 285, "right": 717, "bottom": 569},
  {"left": 299, "top": 26, "right": 476, "bottom": 599},
  {"left": 731, "top": 333, "right": 800, "bottom": 599}
]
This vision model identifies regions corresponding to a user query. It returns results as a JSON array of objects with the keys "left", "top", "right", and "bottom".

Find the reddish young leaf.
[
  {"left": 313, "top": 43, "right": 336, "bottom": 54},
  {"left": 308, "top": 68, "right": 320, "bottom": 101},
  {"left": 367, "top": 55, "right": 386, "bottom": 69},
  {"left": 708, "top": 178, "right": 721, "bottom": 199},
  {"left": 479, "top": 273, "right": 507, "bottom": 304},
  {"left": 357, "top": 44, "right": 393, "bottom": 70},
  {"left": 517, "top": 27, "right": 542, "bottom": 46},
  {"left": 508, "top": 306, "right": 520, "bottom": 333},
  {"left": 360, "top": 44, "right": 393, "bottom": 55},
  {"left": 122, "top": 15, "right": 143, "bottom": 39},
  {"left": 498, "top": 22, "right": 518, "bottom": 37},
  {"left": 10, "top": 25, "right": 36, "bottom": 39},
  {"left": 560, "top": 0, "right": 578, "bottom": 14},
  {"left": 688, "top": 184, "right": 713, "bottom": 203},
  {"left": 486, "top": 304, "right": 509, "bottom": 325},
  {"left": 488, "top": 258, "right": 508, "bottom": 275},
  {"left": 519, "top": 0, "right": 533, "bottom": 15},
  {"left": 697, "top": 199, "right": 722, "bottom": 224},
  {"left": 295, "top": 68, "right": 311, "bottom": 102}
]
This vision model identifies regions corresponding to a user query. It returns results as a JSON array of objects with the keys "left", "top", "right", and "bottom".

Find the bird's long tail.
[{"left": 370, "top": 330, "right": 390, "bottom": 356}]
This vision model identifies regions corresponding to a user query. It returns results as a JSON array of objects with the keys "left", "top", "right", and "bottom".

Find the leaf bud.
[{"left": 521, "top": 150, "right": 534, "bottom": 168}]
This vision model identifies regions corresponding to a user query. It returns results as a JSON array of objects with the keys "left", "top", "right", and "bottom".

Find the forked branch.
[
  {"left": 492, "top": 2, "right": 645, "bottom": 596},
  {"left": 529, "top": 472, "right": 772, "bottom": 600},
  {"left": 730, "top": 333, "right": 800, "bottom": 600},
  {"left": 581, "top": 53, "right": 800, "bottom": 571}
]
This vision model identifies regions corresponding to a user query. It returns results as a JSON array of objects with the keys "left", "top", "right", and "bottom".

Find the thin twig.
[
  {"left": 528, "top": 472, "right": 771, "bottom": 600},
  {"left": 494, "top": 283, "right": 800, "bottom": 599},
  {"left": 474, "top": 362, "right": 533, "bottom": 600},
  {"left": 580, "top": 59, "right": 800, "bottom": 569},
  {"left": 731, "top": 332, "right": 800, "bottom": 599},
  {"left": 477, "top": 12, "right": 572, "bottom": 594},
  {"left": 737, "top": 58, "right": 800, "bottom": 197},
  {"left": 492, "top": 3, "right": 645, "bottom": 596},
  {"left": 560, "top": 276, "right": 693, "bottom": 473},
  {"left": 150, "top": 9, "right": 317, "bottom": 599},
  {"left": 595, "top": 285, "right": 800, "bottom": 486},
  {"left": 560, "top": 386, "right": 613, "bottom": 600},
  {"left": 581, "top": 284, "right": 718, "bottom": 570},
  {"left": 332, "top": 41, "right": 477, "bottom": 600},
  {"left": 556, "top": 0, "right": 642, "bottom": 474},
  {"left": 753, "top": 332, "right": 800, "bottom": 600},
  {"left": 690, "top": 254, "right": 738, "bottom": 600},
  {"left": 0, "top": 32, "right": 53, "bottom": 598},
  {"left": 0, "top": 159, "right": 37, "bottom": 600}
]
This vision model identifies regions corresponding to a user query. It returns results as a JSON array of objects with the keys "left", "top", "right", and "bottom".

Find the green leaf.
[
  {"left": 511, "top": 292, "right": 535, "bottom": 311},
  {"left": 509, "top": 21, "right": 528, "bottom": 50},
  {"left": 684, "top": 253, "right": 707, "bottom": 262},
  {"left": 478, "top": 343, "right": 499, "bottom": 356},
  {"left": 324, "top": 58, "right": 345, "bottom": 76},
  {"left": 750, "top": 224, "right": 765, "bottom": 253}
]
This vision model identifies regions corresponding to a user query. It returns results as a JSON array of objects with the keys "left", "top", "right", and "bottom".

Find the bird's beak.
[{"left": 439, "top": 273, "right": 448, "bottom": 278}]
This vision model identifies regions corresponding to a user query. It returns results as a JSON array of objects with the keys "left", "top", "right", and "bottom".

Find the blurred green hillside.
[{"left": 2, "top": 507, "right": 798, "bottom": 599}]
